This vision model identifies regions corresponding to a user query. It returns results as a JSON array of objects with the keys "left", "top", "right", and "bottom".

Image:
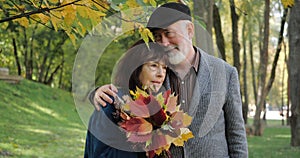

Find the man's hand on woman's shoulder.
[{"left": 92, "top": 84, "right": 118, "bottom": 111}]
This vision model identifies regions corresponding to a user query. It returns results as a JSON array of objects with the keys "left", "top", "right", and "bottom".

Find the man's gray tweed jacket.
[{"left": 174, "top": 47, "right": 248, "bottom": 158}]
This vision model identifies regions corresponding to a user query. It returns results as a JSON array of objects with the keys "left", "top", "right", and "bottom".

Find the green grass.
[
  {"left": 1, "top": 80, "right": 300, "bottom": 158},
  {"left": 0, "top": 80, "right": 86, "bottom": 158},
  {"left": 246, "top": 119, "right": 300, "bottom": 158},
  {"left": 248, "top": 126, "right": 300, "bottom": 158}
]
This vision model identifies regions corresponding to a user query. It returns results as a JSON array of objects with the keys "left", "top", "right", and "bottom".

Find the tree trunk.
[
  {"left": 249, "top": 28, "right": 257, "bottom": 106},
  {"left": 281, "top": 55, "right": 286, "bottom": 126},
  {"left": 213, "top": 4, "right": 226, "bottom": 61},
  {"left": 242, "top": 20, "right": 248, "bottom": 124},
  {"left": 22, "top": 27, "right": 32, "bottom": 80},
  {"left": 229, "top": 0, "right": 241, "bottom": 75},
  {"left": 59, "top": 55, "right": 64, "bottom": 89},
  {"left": 265, "top": 9, "right": 288, "bottom": 95},
  {"left": 43, "top": 53, "right": 55, "bottom": 83},
  {"left": 287, "top": 71, "right": 290, "bottom": 126},
  {"left": 38, "top": 39, "right": 52, "bottom": 82},
  {"left": 12, "top": 38, "right": 21, "bottom": 75},
  {"left": 288, "top": 0, "right": 300, "bottom": 146},
  {"left": 284, "top": 46, "right": 290, "bottom": 125},
  {"left": 193, "top": 0, "right": 214, "bottom": 54},
  {"left": 45, "top": 60, "right": 64, "bottom": 85},
  {"left": 193, "top": 0, "right": 213, "bottom": 34},
  {"left": 253, "top": 0, "right": 270, "bottom": 136}
]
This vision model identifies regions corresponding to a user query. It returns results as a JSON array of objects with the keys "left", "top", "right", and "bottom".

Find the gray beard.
[{"left": 168, "top": 51, "right": 186, "bottom": 65}]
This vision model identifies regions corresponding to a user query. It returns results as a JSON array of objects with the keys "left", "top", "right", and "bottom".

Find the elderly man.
[{"left": 90, "top": 2, "right": 248, "bottom": 158}]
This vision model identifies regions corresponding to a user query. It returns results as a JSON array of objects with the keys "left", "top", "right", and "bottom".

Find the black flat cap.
[{"left": 147, "top": 2, "right": 191, "bottom": 29}]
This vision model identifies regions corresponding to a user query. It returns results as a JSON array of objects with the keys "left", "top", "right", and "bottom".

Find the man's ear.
[{"left": 187, "top": 22, "right": 194, "bottom": 39}]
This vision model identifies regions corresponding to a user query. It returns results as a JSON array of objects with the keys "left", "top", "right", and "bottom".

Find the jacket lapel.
[
  {"left": 188, "top": 50, "right": 209, "bottom": 117},
  {"left": 189, "top": 48, "right": 227, "bottom": 137}
]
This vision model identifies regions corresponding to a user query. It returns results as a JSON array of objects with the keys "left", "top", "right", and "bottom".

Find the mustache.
[{"left": 163, "top": 46, "right": 178, "bottom": 52}]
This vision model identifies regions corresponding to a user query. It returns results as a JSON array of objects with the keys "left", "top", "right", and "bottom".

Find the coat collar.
[
  {"left": 188, "top": 47, "right": 228, "bottom": 137},
  {"left": 188, "top": 48, "right": 210, "bottom": 117}
]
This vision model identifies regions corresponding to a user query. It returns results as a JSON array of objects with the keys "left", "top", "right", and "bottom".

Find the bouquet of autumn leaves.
[{"left": 115, "top": 88, "right": 194, "bottom": 158}]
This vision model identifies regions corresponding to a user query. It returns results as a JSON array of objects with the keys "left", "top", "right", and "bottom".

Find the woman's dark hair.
[{"left": 112, "top": 40, "right": 179, "bottom": 96}]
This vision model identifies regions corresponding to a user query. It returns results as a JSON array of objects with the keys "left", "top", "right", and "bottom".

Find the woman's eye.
[
  {"left": 154, "top": 35, "right": 161, "bottom": 41},
  {"left": 150, "top": 64, "right": 158, "bottom": 68}
]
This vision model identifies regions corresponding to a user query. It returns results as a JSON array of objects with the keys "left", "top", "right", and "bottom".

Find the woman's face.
[{"left": 139, "top": 60, "right": 167, "bottom": 92}]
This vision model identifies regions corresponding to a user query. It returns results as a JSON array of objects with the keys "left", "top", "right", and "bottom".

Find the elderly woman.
[{"left": 84, "top": 40, "right": 179, "bottom": 158}]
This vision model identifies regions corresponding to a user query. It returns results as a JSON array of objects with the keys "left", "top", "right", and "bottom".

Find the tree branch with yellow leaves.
[{"left": 0, "top": 0, "right": 81, "bottom": 23}]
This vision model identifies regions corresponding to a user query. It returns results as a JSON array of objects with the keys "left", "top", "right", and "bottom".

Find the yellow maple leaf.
[
  {"left": 139, "top": 27, "right": 155, "bottom": 47},
  {"left": 154, "top": 144, "right": 171, "bottom": 155},
  {"left": 60, "top": 0, "right": 74, "bottom": 5},
  {"left": 77, "top": 21, "right": 86, "bottom": 37},
  {"left": 181, "top": 129, "right": 194, "bottom": 139},
  {"left": 122, "top": 103, "right": 130, "bottom": 111},
  {"left": 122, "top": 20, "right": 135, "bottom": 33},
  {"left": 77, "top": 6, "right": 88, "bottom": 18},
  {"left": 149, "top": 0, "right": 157, "bottom": 6},
  {"left": 49, "top": 10, "right": 62, "bottom": 31},
  {"left": 281, "top": 0, "right": 294, "bottom": 8},
  {"left": 155, "top": 92, "right": 165, "bottom": 107},
  {"left": 38, "top": 13, "right": 50, "bottom": 24},
  {"left": 173, "top": 128, "right": 194, "bottom": 146},
  {"left": 50, "top": 16, "right": 59, "bottom": 31},
  {"left": 29, "top": 14, "right": 39, "bottom": 21},
  {"left": 29, "top": 0, "right": 39, "bottom": 8},
  {"left": 66, "top": 31, "right": 77, "bottom": 46},
  {"left": 94, "top": 0, "right": 110, "bottom": 12},
  {"left": 147, "top": 28, "right": 155, "bottom": 42},
  {"left": 14, "top": 17, "right": 29, "bottom": 27},
  {"left": 130, "top": 86, "right": 149, "bottom": 100},
  {"left": 64, "top": 13, "right": 76, "bottom": 26},
  {"left": 88, "top": 9, "right": 106, "bottom": 26},
  {"left": 182, "top": 113, "right": 193, "bottom": 127},
  {"left": 139, "top": 27, "right": 149, "bottom": 44},
  {"left": 48, "top": 0, "right": 59, "bottom": 4},
  {"left": 126, "top": 0, "right": 140, "bottom": 8}
]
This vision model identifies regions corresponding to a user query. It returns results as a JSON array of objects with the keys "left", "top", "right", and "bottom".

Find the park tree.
[
  {"left": 0, "top": 0, "right": 113, "bottom": 88},
  {"left": 192, "top": 0, "right": 214, "bottom": 56},
  {"left": 0, "top": 0, "right": 110, "bottom": 45},
  {"left": 213, "top": 3, "right": 226, "bottom": 61},
  {"left": 193, "top": 0, "right": 213, "bottom": 35},
  {"left": 253, "top": 0, "right": 270, "bottom": 136},
  {"left": 288, "top": 0, "right": 300, "bottom": 147},
  {"left": 241, "top": 12, "right": 249, "bottom": 124},
  {"left": 0, "top": 0, "right": 163, "bottom": 88},
  {"left": 229, "top": 0, "right": 241, "bottom": 76},
  {"left": 225, "top": 0, "right": 291, "bottom": 133},
  {"left": 250, "top": 0, "right": 294, "bottom": 136}
]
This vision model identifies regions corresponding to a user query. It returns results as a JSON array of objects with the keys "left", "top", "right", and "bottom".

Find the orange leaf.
[
  {"left": 169, "top": 111, "right": 193, "bottom": 129},
  {"left": 128, "top": 97, "right": 150, "bottom": 117},
  {"left": 166, "top": 94, "right": 178, "bottom": 113},
  {"left": 127, "top": 132, "right": 152, "bottom": 143},
  {"left": 121, "top": 117, "right": 152, "bottom": 135},
  {"left": 148, "top": 131, "right": 168, "bottom": 150}
]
